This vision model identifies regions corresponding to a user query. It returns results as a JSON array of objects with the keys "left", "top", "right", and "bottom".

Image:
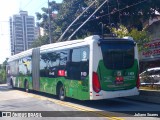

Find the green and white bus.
[{"left": 7, "top": 35, "right": 140, "bottom": 100}]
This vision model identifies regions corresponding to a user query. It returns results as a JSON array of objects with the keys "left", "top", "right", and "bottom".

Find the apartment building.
[{"left": 10, "top": 11, "right": 35, "bottom": 55}]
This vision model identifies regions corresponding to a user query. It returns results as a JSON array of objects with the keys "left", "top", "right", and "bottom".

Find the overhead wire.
[
  {"left": 6, "top": 0, "right": 147, "bottom": 40},
  {"left": 33, "top": 1, "right": 47, "bottom": 12},
  {"left": 23, "top": 0, "right": 33, "bottom": 10},
  {"left": 66, "top": 0, "right": 148, "bottom": 28},
  {"left": 68, "top": 0, "right": 109, "bottom": 40},
  {"left": 58, "top": 0, "right": 97, "bottom": 42}
]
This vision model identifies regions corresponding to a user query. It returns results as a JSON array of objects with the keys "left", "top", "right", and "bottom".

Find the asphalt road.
[{"left": 0, "top": 84, "right": 159, "bottom": 120}]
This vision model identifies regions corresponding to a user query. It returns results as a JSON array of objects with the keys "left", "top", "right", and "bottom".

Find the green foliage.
[
  {"left": 34, "top": 0, "right": 160, "bottom": 46},
  {"left": 0, "top": 58, "right": 8, "bottom": 84},
  {"left": 111, "top": 25, "right": 129, "bottom": 38},
  {"left": 111, "top": 25, "right": 150, "bottom": 51},
  {"left": 129, "top": 29, "right": 151, "bottom": 51},
  {"left": 32, "top": 35, "right": 49, "bottom": 48},
  {"left": 128, "top": 29, "right": 150, "bottom": 46},
  {"left": 0, "top": 69, "right": 6, "bottom": 84}
]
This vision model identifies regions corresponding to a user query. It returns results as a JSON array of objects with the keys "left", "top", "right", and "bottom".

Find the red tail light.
[
  {"left": 58, "top": 70, "right": 65, "bottom": 76},
  {"left": 136, "top": 74, "right": 140, "bottom": 89},
  {"left": 92, "top": 72, "right": 101, "bottom": 93}
]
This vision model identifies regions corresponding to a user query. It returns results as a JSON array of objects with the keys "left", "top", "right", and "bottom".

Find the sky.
[{"left": 0, "top": 0, "right": 62, "bottom": 64}]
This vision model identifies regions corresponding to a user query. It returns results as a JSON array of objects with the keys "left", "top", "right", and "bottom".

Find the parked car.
[{"left": 140, "top": 67, "right": 160, "bottom": 85}]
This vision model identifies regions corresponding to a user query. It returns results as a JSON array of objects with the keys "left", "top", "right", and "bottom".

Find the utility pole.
[{"left": 48, "top": 0, "right": 52, "bottom": 43}]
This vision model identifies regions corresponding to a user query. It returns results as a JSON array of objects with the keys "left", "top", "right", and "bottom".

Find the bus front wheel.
[{"left": 58, "top": 85, "right": 65, "bottom": 101}]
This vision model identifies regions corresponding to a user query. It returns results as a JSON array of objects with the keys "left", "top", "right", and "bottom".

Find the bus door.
[
  {"left": 65, "top": 49, "right": 80, "bottom": 99},
  {"left": 66, "top": 47, "right": 89, "bottom": 100}
]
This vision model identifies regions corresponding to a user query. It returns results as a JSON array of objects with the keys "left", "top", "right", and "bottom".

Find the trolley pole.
[
  {"left": 68, "top": 0, "right": 108, "bottom": 40},
  {"left": 57, "top": 0, "right": 97, "bottom": 42}
]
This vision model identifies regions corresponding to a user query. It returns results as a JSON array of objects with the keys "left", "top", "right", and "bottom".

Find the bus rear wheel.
[{"left": 58, "top": 85, "right": 65, "bottom": 101}]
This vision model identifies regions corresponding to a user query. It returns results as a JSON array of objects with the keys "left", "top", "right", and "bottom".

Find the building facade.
[
  {"left": 34, "top": 26, "right": 45, "bottom": 39},
  {"left": 139, "top": 15, "right": 160, "bottom": 72},
  {"left": 10, "top": 11, "right": 36, "bottom": 55}
]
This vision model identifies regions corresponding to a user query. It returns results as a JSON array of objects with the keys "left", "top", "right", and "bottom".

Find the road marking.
[
  {"left": 54, "top": 101, "right": 124, "bottom": 120},
  {"left": 21, "top": 91, "right": 125, "bottom": 120}
]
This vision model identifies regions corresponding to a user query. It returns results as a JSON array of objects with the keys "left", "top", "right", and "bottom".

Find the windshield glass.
[
  {"left": 100, "top": 41, "right": 135, "bottom": 70},
  {"left": 145, "top": 69, "right": 160, "bottom": 75}
]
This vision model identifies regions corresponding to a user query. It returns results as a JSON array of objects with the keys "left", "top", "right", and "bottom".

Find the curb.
[{"left": 125, "top": 90, "right": 160, "bottom": 104}]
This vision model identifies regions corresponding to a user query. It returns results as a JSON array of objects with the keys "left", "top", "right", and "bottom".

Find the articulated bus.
[{"left": 7, "top": 35, "right": 139, "bottom": 100}]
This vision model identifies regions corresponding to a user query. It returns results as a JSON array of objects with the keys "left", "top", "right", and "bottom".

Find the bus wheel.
[
  {"left": 58, "top": 85, "right": 65, "bottom": 101},
  {"left": 25, "top": 81, "right": 29, "bottom": 93}
]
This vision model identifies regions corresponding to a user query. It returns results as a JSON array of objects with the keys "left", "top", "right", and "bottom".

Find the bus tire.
[
  {"left": 58, "top": 85, "right": 65, "bottom": 101},
  {"left": 25, "top": 80, "right": 29, "bottom": 93}
]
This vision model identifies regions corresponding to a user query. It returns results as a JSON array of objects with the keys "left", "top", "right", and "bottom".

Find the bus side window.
[
  {"left": 57, "top": 50, "right": 68, "bottom": 77},
  {"left": 67, "top": 48, "right": 81, "bottom": 80},
  {"left": 47, "top": 52, "right": 60, "bottom": 78},
  {"left": 66, "top": 47, "right": 89, "bottom": 80},
  {"left": 40, "top": 54, "right": 50, "bottom": 77}
]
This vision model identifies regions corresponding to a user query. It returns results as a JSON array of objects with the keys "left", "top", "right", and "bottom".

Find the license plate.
[{"left": 115, "top": 81, "right": 124, "bottom": 84}]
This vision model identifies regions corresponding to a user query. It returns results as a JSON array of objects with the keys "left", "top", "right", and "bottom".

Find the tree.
[
  {"left": 34, "top": 0, "right": 160, "bottom": 45},
  {"left": 0, "top": 58, "right": 8, "bottom": 84},
  {"left": 35, "top": 1, "right": 61, "bottom": 43},
  {"left": 111, "top": 25, "right": 129, "bottom": 38},
  {"left": 111, "top": 25, "right": 150, "bottom": 51},
  {"left": 32, "top": 35, "right": 49, "bottom": 48},
  {"left": 128, "top": 28, "right": 150, "bottom": 51}
]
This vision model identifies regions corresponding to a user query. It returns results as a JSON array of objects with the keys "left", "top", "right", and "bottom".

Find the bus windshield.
[{"left": 100, "top": 41, "right": 135, "bottom": 70}]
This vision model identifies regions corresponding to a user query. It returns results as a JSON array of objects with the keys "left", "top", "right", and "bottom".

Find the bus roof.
[
  {"left": 40, "top": 39, "right": 84, "bottom": 52},
  {"left": 40, "top": 35, "right": 100, "bottom": 52},
  {"left": 8, "top": 35, "right": 100, "bottom": 62},
  {"left": 8, "top": 49, "right": 33, "bottom": 62},
  {"left": 8, "top": 35, "right": 136, "bottom": 62}
]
